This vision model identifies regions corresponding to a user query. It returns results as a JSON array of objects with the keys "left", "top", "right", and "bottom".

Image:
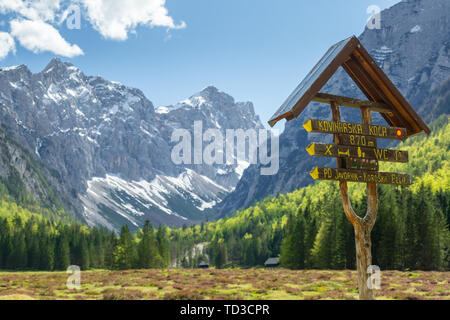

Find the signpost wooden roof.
[{"left": 268, "top": 36, "right": 430, "bottom": 137}]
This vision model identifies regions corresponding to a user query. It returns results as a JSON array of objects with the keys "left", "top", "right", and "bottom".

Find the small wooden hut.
[{"left": 264, "top": 257, "right": 280, "bottom": 269}]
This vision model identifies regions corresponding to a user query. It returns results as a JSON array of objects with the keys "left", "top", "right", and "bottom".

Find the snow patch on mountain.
[
  {"left": 410, "top": 25, "right": 422, "bottom": 33},
  {"left": 1, "top": 65, "right": 21, "bottom": 71},
  {"left": 371, "top": 46, "right": 394, "bottom": 65},
  {"left": 81, "top": 169, "right": 230, "bottom": 230},
  {"left": 156, "top": 106, "right": 170, "bottom": 114}
]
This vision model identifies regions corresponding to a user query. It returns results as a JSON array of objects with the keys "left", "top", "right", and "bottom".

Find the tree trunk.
[
  {"left": 331, "top": 104, "right": 378, "bottom": 300},
  {"left": 354, "top": 220, "right": 374, "bottom": 300}
]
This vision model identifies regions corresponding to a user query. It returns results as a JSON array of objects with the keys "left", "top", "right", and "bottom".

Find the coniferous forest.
[{"left": 0, "top": 116, "right": 449, "bottom": 272}]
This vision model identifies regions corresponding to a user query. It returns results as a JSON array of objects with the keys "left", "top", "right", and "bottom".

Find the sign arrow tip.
[
  {"left": 305, "top": 143, "right": 315, "bottom": 156},
  {"left": 310, "top": 167, "right": 319, "bottom": 179},
  {"left": 303, "top": 120, "right": 312, "bottom": 132}
]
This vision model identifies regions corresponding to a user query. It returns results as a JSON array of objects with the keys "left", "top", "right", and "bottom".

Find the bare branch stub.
[{"left": 339, "top": 180, "right": 361, "bottom": 226}]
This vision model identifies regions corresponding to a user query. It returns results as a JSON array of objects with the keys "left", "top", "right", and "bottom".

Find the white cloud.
[
  {"left": 0, "top": 0, "right": 61, "bottom": 22},
  {"left": 79, "top": 0, "right": 186, "bottom": 40},
  {"left": 10, "top": 19, "right": 83, "bottom": 57},
  {"left": 0, "top": 31, "right": 15, "bottom": 59},
  {"left": 0, "top": 0, "right": 185, "bottom": 57}
]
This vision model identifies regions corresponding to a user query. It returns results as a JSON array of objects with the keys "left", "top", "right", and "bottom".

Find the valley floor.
[{"left": 0, "top": 269, "right": 448, "bottom": 300}]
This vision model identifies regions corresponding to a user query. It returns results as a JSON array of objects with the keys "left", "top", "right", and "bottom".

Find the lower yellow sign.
[{"left": 310, "top": 167, "right": 411, "bottom": 186}]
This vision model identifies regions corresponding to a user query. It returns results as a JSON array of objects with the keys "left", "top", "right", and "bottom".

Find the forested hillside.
[
  {"left": 0, "top": 128, "right": 72, "bottom": 223},
  {"left": 0, "top": 213, "right": 175, "bottom": 271},
  {"left": 203, "top": 115, "right": 449, "bottom": 270}
]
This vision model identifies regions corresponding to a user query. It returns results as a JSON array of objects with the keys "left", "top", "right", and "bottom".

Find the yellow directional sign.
[
  {"left": 305, "top": 143, "right": 408, "bottom": 163},
  {"left": 303, "top": 119, "right": 407, "bottom": 140},
  {"left": 310, "top": 167, "right": 411, "bottom": 186}
]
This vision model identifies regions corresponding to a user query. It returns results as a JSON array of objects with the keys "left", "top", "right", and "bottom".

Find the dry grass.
[{"left": 0, "top": 269, "right": 448, "bottom": 300}]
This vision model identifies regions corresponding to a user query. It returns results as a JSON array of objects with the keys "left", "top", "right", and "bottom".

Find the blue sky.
[{"left": 0, "top": 0, "right": 400, "bottom": 130}]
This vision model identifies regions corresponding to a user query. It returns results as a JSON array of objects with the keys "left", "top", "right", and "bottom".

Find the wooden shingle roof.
[{"left": 268, "top": 36, "right": 430, "bottom": 137}]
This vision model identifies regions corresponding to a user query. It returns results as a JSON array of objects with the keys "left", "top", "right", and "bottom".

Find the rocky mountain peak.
[
  {"left": 39, "top": 57, "right": 83, "bottom": 84},
  {"left": 43, "top": 57, "right": 69, "bottom": 69},
  {"left": 200, "top": 85, "right": 220, "bottom": 95},
  {"left": 156, "top": 85, "right": 261, "bottom": 131},
  {"left": 42, "top": 58, "right": 80, "bottom": 75},
  {"left": 191, "top": 85, "right": 235, "bottom": 108},
  {"left": 0, "top": 64, "right": 29, "bottom": 73}
]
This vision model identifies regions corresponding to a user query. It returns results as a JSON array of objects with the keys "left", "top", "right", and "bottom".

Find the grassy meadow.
[{"left": 0, "top": 269, "right": 448, "bottom": 300}]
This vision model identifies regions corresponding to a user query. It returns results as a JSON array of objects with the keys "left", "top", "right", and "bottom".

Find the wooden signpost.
[
  {"left": 268, "top": 36, "right": 430, "bottom": 300},
  {"left": 304, "top": 105, "right": 414, "bottom": 300}
]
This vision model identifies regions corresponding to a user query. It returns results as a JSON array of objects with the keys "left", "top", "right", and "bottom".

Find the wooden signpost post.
[
  {"left": 268, "top": 36, "right": 430, "bottom": 300},
  {"left": 305, "top": 104, "right": 414, "bottom": 300}
]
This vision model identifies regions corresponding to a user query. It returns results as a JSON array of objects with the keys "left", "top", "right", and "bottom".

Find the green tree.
[
  {"left": 113, "top": 225, "right": 135, "bottom": 269},
  {"left": 8, "top": 233, "right": 27, "bottom": 269},
  {"left": 80, "top": 236, "right": 90, "bottom": 270},
  {"left": 138, "top": 220, "right": 161, "bottom": 268},
  {"left": 156, "top": 225, "right": 170, "bottom": 267},
  {"left": 280, "top": 210, "right": 305, "bottom": 269},
  {"left": 55, "top": 234, "right": 70, "bottom": 270}
]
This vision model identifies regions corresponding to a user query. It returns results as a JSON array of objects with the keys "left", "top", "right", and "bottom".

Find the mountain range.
[{"left": 0, "top": 60, "right": 263, "bottom": 231}]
